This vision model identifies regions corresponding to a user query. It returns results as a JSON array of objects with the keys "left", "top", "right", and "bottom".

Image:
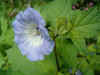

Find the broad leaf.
[
  {"left": 56, "top": 38, "right": 78, "bottom": 68},
  {"left": 7, "top": 45, "right": 57, "bottom": 75}
]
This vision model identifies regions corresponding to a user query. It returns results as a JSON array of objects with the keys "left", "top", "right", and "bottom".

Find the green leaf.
[
  {"left": 56, "top": 38, "right": 78, "bottom": 68},
  {"left": 0, "top": 15, "right": 14, "bottom": 48},
  {"left": 73, "top": 7, "right": 100, "bottom": 26},
  {"left": 71, "top": 37, "right": 87, "bottom": 54},
  {"left": 69, "top": 7, "right": 100, "bottom": 38},
  {"left": 41, "top": 0, "right": 65, "bottom": 21},
  {"left": 7, "top": 45, "right": 57, "bottom": 75},
  {"left": 97, "top": 35, "right": 100, "bottom": 45},
  {"left": 0, "top": 17, "right": 8, "bottom": 34},
  {"left": 40, "top": 0, "right": 77, "bottom": 22},
  {"left": 0, "top": 68, "right": 24, "bottom": 75},
  {"left": 79, "top": 8, "right": 99, "bottom": 25},
  {"left": 0, "top": 29, "right": 14, "bottom": 56},
  {"left": 79, "top": 59, "right": 94, "bottom": 75},
  {"left": 90, "top": 55, "right": 100, "bottom": 70},
  {"left": 0, "top": 53, "right": 5, "bottom": 69},
  {"left": 58, "top": 72, "right": 64, "bottom": 75},
  {"left": 0, "top": 24, "right": 2, "bottom": 36},
  {"left": 87, "top": 44, "right": 96, "bottom": 52},
  {"left": 0, "top": 28, "right": 14, "bottom": 46},
  {"left": 83, "top": 69, "right": 94, "bottom": 75},
  {"left": 71, "top": 23, "right": 100, "bottom": 38}
]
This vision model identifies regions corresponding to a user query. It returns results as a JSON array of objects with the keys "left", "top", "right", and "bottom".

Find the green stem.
[{"left": 54, "top": 37, "right": 60, "bottom": 74}]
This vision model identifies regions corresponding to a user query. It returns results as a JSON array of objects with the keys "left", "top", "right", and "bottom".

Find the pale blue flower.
[
  {"left": 75, "top": 70, "right": 82, "bottom": 75},
  {"left": 12, "top": 7, "right": 54, "bottom": 61}
]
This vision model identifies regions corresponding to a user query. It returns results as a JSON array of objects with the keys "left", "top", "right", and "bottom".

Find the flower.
[
  {"left": 12, "top": 7, "right": 54, "bottom": 61},
  {"left": 84, "top": 7, "right": 88, "bottom": 11},
  {"left": 72, "top": 5, "right": 76, "bottom": 10},
  {"left": 75, "top": 70, "right": 82, "bottom": 75},
  {"left": 88, "top": 2, "right": 94, "bottom": 7}
]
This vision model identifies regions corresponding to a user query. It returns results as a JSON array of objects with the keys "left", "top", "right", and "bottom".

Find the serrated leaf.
[
  {"left": 74, "top": 7, "right": 100, "bottom": 26},
  {"left": 71, "top": 23, "right": 100, "bottom": 38},
  {"left": 71, "top": 37, "right": 87, "bottom": 54},
  {"left": 79, "top": 8, "right": 99, "bottom": 25},
  {"left": 69, "top": 7, "right": 100, "bottom": 38}
]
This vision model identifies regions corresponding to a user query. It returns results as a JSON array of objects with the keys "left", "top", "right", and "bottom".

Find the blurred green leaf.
[
  {"left": 56, "top": 38, "right": 78, "bottom": 68},
  {"left": 0, "top": 68, "right": 24, "bottom": 75},
  {"left": 79, "top": 59, "right": 94, "bottom": 75},
  {"left": 0, "top": 53, "right": 5, "bottom": 69},
  {"left": 40, "top": 0, "right": 78, "bottom": 22},
  {"left": 69, "top": 7, "right": 100, "bottom": 38},
  {"left": 7, "top": 45, "right": 57, "bottom": 75},
  {"left": 71, "top": 37, "right": 87, "bottom": 54}
]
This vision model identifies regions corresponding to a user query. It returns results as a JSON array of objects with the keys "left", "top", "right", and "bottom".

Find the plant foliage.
[{"left": 0, "top": 0, "right": 100, "bottom": 75}]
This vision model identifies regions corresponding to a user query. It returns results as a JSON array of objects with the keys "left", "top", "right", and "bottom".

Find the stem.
[
  {"left": 54, "top": 37, "right": 60, "bottom": 74},
  {"left": 10, "top": 0, "right": 14, "bottom": 8}
]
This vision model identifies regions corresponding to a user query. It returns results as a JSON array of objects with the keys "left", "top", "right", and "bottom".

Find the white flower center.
[
  {"left": 31, "top": 36, "right": 43, "bottom": 46},
  {"left": 27, "top": 29, "right": 43, "bottom": 47}
]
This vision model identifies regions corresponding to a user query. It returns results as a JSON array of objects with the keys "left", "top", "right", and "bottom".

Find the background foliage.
[{"left": 0, "top": 0, "right": 100, "bottom": 75}]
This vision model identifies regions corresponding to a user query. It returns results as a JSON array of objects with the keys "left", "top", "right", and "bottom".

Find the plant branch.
[{"left": 53, "top": 36, "right": 60, "bottom": 74}]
